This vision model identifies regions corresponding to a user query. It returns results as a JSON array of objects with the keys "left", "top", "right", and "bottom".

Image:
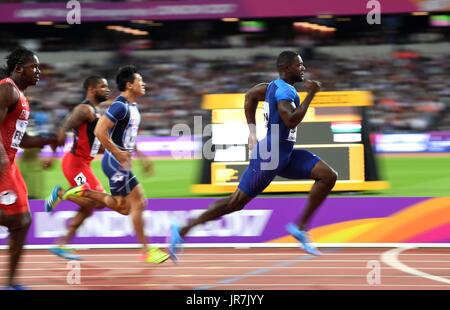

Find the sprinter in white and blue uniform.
[
  {"left": 170, "top": 51, "right": 338, "bottom": 259},
  {"left": 62, "top": 65, "right": 169, "bottom": 264},
  {"left": 103, "top": 95, "right": 141, "bottom": 196}
]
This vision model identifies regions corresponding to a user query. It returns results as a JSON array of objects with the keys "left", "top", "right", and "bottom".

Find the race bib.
[
  {"left": 11, "top": 120, "right": 28, "bottom": 149},
  {"left": 124, "top": 126, "right": 138, "bottom": 150},
  {"left": 74, "top": 172, "right": 87, "bottom": 186},
  {"left": 287, "top": 101, "right": 297, "bottom": 142},
  {"left": 0, "top": 190, "right": 17, "bottom": 205},
  {"left": 287, "top": 127, "right": 297, "bottom": 142},
  {"left": 90, "top": 137, "right": 101, "bottom": 157},
  {"left": 263, "top": 101, "right": 270, "bottom": 128}
]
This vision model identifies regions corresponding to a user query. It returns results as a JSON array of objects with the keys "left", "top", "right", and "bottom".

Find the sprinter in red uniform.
[
  {"left": 0, "top": 47, "right": 57, "bottom": 290},
  {"left": 44, "top": 76, "right": 111, "bottom": 260}
]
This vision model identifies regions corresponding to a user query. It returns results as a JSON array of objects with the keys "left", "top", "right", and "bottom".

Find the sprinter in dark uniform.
[
  {"left": 170, "top": 51, "right": 338, "bottom": 260},
  {"left": 61, "top": 66, "right": 169, "bottom": 264}
]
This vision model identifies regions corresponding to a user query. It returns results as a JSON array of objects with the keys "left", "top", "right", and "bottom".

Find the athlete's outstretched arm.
[
  {"left": 0, "top": 83, "right": 19, "bottom": 174},
  {"left": 20, "top": 133, "right": 56, "bottom": 149},
  {"left": 94, "top": 115, "right": 131, "bottom": 169},
  {"left": 244, "top": 83, "right": 268, "bottom": 151},
  {"left": 278, "top": 80, "right": 321, "bottom": 129},
  {"left": 57, "top": 104, "right": 95, "bottom": 145}
]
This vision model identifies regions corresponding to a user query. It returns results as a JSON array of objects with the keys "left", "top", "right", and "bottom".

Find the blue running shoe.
[
  {"left": 4, "top": 284, "right": 29, "bottom": 290},
  {"left": 45, "top": 185, "right": 62, "bottom": 212},
  {"left": 286, "top": 223, "right": 321, "bottom": 256},
  {"left": 49, "top": 246, "right": 81, "bottom": 260},
  {"left": 169, "top": 224, "right": 184, "bottom": 262}
]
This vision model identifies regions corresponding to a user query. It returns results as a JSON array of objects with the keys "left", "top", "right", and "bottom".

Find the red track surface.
[{"left": 1, "top": 247, "right": 449, "bottom": 290}]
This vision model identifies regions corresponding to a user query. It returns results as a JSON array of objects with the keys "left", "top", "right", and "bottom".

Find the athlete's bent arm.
[
  {"left": 57, "top": 104, "right": 95, "bottom": 145},
  {"left": 94, "top": 115, "right": 131, "bottom": 169},
  {"left": 244, "top": 83, "right": 268, "bottom": 151},
  {"left": 278, "top": 80, "right": 321, "bottom": 129},
  {"left": 134, "top": 145, "right": 153, "bottom": 176},
  {"left": 0, "top": 84, "right": 19, "bottom": 174}
]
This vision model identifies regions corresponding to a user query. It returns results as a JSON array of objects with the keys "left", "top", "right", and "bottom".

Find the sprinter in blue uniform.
[
  {"left": 63, "top": 66, "right": 169, "bottom": 264},
  {"left": 170, "top": 51, "right": 337, "bottom": 259}
]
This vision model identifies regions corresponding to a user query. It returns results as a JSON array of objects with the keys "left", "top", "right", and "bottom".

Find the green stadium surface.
[{"left": 21, "top": 155, "right": 450, "bottom": 199}]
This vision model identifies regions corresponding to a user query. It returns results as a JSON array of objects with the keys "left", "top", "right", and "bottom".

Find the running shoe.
[
  {"left": 44, "top": 185, "right": 62, "bottom": 212},
  {"left": 286, "top": 223, "right": 321, "bottom": 256},
  {"left": 168, "top": 224, "right": 184, "bottom": 262},
  {"left": 49, "top": 246, "right": 81, "bottom": 260},
  {"left": 142, "top": 247, "right": 170, "bottom": 264},
  {"left": 62, "top": 183, "right": 90, "bottom": 200},
  {"left": 4, "top": 284, "right": 29, "bottom": 290}
]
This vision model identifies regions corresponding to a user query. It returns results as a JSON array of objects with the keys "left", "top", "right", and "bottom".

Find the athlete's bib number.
[
  {"left": 74, "top": 172, "right": 87, "bottom": 186},
  {"left": 287, "top": 101, "right": 297, "bottom": 142},
  {"left": 0, "top": 190, "right": 17, "bottom": 205},
  {"left": 264, "top": 101, "right": 297, "bottom": 142},
  {"left": 287, "top": 127, "right": 297, "bottom": 142},
  {"left": 90, "top": 138, "right": 101, "bottom": 157},
  {"left": 124, "top": 126, "right": 138, "bottom": 150},
  {"left": 263, "top": 101, "right": 270, "bottom": 129},
  {"left": 11, "top": 120, "right": 28, "bottom": 149}
]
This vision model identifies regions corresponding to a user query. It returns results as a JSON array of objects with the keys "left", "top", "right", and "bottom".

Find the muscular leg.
[
  {"left": 125, "top": 185, "right": 148, "bottom": 251},
  {"left": 60, "top": 188, "right": 130, "bottom": 215},
  {"left": 297, "top": 160, "right": 337, "bottom": 230},
  {"left": 57, "top": 205, "right": 95, "bottom": 246},
  {"left": 180, "top": 189, "right": 253, "bottom": 237},
  {"left": 1, "top": 212, "right": 31, "bottom": 286},
  {"left": 83, "top": 190, "right": 129, "bottom": 215},
  {"left": 179, "top": 154, "right": 278, "bottom": 237}
]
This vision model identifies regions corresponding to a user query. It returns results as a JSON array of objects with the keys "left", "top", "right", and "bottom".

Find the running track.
[{"left": 1, "top": 247, "right": 449, "bottom": 290}]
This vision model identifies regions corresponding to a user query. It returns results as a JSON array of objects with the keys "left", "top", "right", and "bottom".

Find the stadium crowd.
[{"left": 21, "top": 50, "right": 450, "bottom": 135}]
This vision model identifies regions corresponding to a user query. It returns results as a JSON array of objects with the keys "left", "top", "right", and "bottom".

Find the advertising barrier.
[
  {"left": 373, "top": 132, "right": 450, "bottom": 153},
  {"left": 2, "top": 197, "right": 449, "bottom": 247},
  {"left": 0, "top": 0, "right": 448, "bottom": 23}
]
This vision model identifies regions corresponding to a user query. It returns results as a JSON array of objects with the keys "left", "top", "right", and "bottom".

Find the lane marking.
[
  {"left": 4, "top": 274, "right": 449, "bottom": 279},
  {"left": 3, "top": 259, "right": 450, "bottom": 264},
  {"left": 2, "top": 252, "right": 449, "bottom": 258},
  {"left": 381, "top": 247, "right": 450, "bottom": 285},
  {"left": 194, "top": 249, "right": 342, "bottom": 290},
  {"left": 26, "top": 283, "right": 450, "bottom": 288},
  {"left": 5, "top": 266, "right": 450, "bottom": 271}
]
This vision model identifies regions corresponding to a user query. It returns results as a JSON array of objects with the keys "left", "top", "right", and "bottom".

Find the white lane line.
[
  {"left": 5, "top": 266, "right": 450, "bottom": 271},
  {"left": 2, "top": 259, "right": 450, "bottom": 264},
  {"left": 381, "top": 247, "right": 450, "bottom": 285},
  {"left": 27, "top": 283, "right": 450, "bottom": 288},
  {"left": 1, "top": 252, "right": 449, "bottom": 258},
  {"left": 4, "top": 274, "right": 448, "bottom": 279},
  {"left": 1, "top": 242, "right": 449, "bottom": 250}
]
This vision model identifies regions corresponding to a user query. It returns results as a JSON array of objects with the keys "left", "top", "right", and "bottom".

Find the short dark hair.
[
  {"left": 83, "top": 75, "right": 104, "bottom": 92},
  {"left": 4, "top": 47, "right": 36, "bottom": 76},
  {"left": 276, "top": 51, "right": 299, "bottom": 69},
  {"left": 116, "top": 65, "right": 138, "bottom": 92}
]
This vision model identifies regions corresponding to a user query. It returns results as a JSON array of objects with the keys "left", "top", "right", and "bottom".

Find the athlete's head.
[
  {"left": 83, "top": 75, "right": 110, "bottom": 103},
  {"left": 3, "top": 46, "right": 40, "bottom": 86},
  {"left": 116, "top": 65, "right": 146, "bottom": 97},
  {"left": 276, "top": 51, "right": 305, "bottom": 83}
]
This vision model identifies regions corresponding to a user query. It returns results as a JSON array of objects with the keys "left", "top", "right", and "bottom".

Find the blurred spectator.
[{"left": 17, "top": 50, "right": 448, "bottom": 135}]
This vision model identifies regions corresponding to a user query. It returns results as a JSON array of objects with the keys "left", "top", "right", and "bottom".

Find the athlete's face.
[
  {"left": 18, "top": 55, "right": 40, "bottom": 86},
  {"left": 94, "top": 79, "right": 110, "bottom": 103},
  {"left": 287, "top": 56, "right": 306, "bottom": 83},
  {"left": 128, "top": 73, "right": 146, "bottom": 97}
]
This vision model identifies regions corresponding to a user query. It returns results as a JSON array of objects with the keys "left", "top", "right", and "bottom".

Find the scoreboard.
[{"left": 192, "top": 90, "right": 389, "bottom": 194}]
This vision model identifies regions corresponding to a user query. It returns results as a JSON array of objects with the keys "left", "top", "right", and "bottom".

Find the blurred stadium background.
[{"left": 1, "top": 0, "right": 450, "bottom": 248}]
